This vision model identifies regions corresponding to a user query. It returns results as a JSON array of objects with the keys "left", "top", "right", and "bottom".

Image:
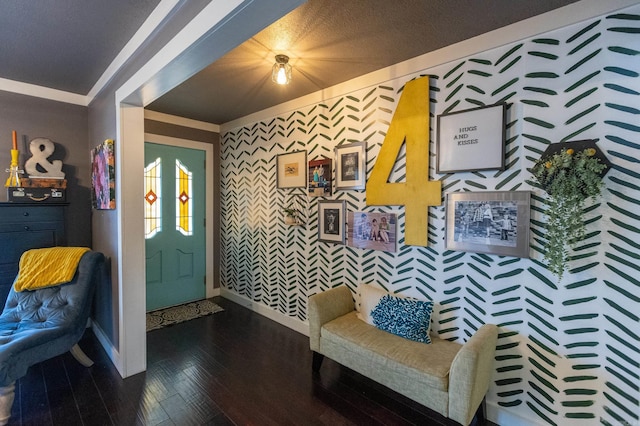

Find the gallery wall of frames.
[{"left": 220, "top": 5, "right": 639, "bottom": 426}]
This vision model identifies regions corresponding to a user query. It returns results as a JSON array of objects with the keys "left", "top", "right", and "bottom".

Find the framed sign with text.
[{"left": 436, "top": 103, "right": 506, "bottom": 174}]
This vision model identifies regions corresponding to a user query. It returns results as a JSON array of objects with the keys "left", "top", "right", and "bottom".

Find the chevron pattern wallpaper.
[{"left": 221, "top": 6, "right": 639, "bottom": 425}]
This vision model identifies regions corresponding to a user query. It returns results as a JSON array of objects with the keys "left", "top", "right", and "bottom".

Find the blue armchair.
[{"left": 0, "top": 250, "right": 104, "bottom": 425}]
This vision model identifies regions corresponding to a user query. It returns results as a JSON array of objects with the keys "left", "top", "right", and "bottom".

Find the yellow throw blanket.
[{"left": 14, "top": 247, "right": 90, "bottom": 292}]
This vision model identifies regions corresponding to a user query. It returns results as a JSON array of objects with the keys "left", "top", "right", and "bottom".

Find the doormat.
[{"left": 146, "top": 299, "right": 224, "bottom": 332}]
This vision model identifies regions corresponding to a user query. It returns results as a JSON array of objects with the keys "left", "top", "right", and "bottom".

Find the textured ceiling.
[
  {"left": 0, "top": 0, "right": 582, "bottom": 124},
  {"left": 147, "top": 0, "right": 581, "bottom": 125},
  {"left": 0, "top": 0, "right": 161, "bottom": 94}
]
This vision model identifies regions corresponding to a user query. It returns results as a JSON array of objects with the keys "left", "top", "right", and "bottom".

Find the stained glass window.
[
  {"left": 144, "top": 157, "right": 162, "bottom": 239},
  {"left": 176, "top": 159, "right": 193, "bottom": 236}
]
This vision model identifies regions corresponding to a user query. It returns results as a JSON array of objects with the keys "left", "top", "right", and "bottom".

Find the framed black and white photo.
[
  {"left": 276, "top": 150, "right": 307, "bottom": 188},
  {"left": 318, "top": 200, "right": 346, "bottom": 244},
  {"left": 437, "top": 103, "right": 506, "bottom": 173},
  {"left": 335, "top": 141, "right": 366, "bottom": 190},
  {"left": 445, "top": 191, "right": 530, "bottom": 258}
]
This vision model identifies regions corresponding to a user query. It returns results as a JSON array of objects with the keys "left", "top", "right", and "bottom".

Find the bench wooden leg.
[
  {"left": 312, "top": 351, "right": 324, "bottom": 372},
  {"left": 0, "top": 382, "right": 15, "bottom": 426},
  {"left": 472, "top": 397, "right": 487, "bottom": 425}
]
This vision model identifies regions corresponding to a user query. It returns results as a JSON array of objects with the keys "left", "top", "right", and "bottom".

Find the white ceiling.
[{"left": 0, "top": 0, "right": 584, "bottom": 125}]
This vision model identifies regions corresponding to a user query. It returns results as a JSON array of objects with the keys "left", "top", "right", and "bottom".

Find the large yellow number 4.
[{"left": 366, "top": 76, "right": 441, "bottom": 246}]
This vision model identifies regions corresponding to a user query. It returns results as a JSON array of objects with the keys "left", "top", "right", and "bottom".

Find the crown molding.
[
  {"left": 0, "top": 0, "right": 180, "bottom": 107},
  {"left": 0, "top": 78, "right": 87, "bottom": 105},
  {"left": 220, "top": 0, "right": 640, "bottom": 132},
  {"left": 3, "top": 0, "right": 637, "bottom": 116},
  {"left": 87, "top": 0, "right": 181, "bottom": 102}
]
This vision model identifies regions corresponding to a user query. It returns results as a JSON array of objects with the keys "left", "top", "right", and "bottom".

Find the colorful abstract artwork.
[{"left": 91, "top": 139, "right": 115, "bottom": 210}]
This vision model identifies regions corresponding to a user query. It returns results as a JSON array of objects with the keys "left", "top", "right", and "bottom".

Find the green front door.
[{"left": 144, "top": 142, "right": 206, "bottom": 312}]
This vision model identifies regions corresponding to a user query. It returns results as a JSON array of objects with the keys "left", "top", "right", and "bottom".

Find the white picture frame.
[{"left": 276, "top": 150, "right": 307, "bottom": 188}]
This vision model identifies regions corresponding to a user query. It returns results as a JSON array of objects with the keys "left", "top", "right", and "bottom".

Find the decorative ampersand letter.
[{"left": 24, "top": 138, "right": 65, "bottom": 178}]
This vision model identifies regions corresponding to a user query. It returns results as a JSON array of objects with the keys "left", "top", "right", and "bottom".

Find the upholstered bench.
[
  {"left": 308, "top": 285, "right": 498, "bottom": 426},
  {"left": 0, "top": 249, "right": 104, "bottom": 425}
]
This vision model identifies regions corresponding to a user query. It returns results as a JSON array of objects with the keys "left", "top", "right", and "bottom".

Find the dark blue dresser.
[{"left": 0, "top": 203, "right": 67, "bottom": 306}]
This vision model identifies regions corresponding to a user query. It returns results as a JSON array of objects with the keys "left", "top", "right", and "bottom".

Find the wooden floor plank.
[
  {"left": 40, "top": 357, "right": 81, "bottom": 425},
  {"left": 6, "top": 296, "right": 490, "bottom": 425},
  {"left": 15, "top": 363, "right": 52, "bottom": 426}
]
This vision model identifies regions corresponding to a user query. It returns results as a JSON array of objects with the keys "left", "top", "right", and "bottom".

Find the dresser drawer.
[
  {"left": 0, "top": 205, "right": 64, "bottom": 224},
  {"left": 0, "top": 225, "right": 63, "bottom": 256},
  {"left": 0, "top": 203, "right": 67, "bottom": 307}
]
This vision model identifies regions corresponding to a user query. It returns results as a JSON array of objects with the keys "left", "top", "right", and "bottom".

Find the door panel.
[
  {"left": 146, "top": 251, "right": 162, "bottom": 285},
  {"left": 177, "top": 249, "right": 194, "bottom": 278},
  {"left": 144, "top": 142, "right": 206, "bottom": 311}
]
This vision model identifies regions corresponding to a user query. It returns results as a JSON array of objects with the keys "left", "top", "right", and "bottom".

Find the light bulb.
[
  {"left": 276, "top": 66, "right": 288, "bottom": 85},
  {"left": 272, "top": 54, "right": 292, "bottom": 85}
]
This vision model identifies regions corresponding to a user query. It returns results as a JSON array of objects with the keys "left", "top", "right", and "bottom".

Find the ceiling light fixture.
[{"left": 272, "top": 54, "right": 292, "bottom": 85}]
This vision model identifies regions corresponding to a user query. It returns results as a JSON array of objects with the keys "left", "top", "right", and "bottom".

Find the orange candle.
[{"left": 12, "top": 130, "right": 17, "bottom": 150}]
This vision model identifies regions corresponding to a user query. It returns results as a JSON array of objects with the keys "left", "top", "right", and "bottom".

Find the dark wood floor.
[{"left": 7, "top": 297, "right": 484, "bottom": 425}]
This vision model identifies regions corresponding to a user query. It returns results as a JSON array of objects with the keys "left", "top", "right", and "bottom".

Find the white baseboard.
[
  {"left": 220, "top": 289, "right": 544, "bottom": 425},
  {"left": 487, "top": 400, "right": 540, "bottom": 426},
  {"left": 90, "top": 321, "right": 124, "bottom": 377},
  {"left": 220, "top": 288, "right": 310, "bottom": 337},
  {"left": 91, "top": 291, "right": 536, "bottom": 423}
]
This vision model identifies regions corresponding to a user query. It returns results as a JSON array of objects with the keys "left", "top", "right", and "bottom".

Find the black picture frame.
[{"left": 437, "top": 103, "right": 506, "bottom": 173}]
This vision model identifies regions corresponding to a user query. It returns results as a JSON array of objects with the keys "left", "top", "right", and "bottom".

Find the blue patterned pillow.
[{"left": 371, "top": 294, "right": 433, "bottom": 344}]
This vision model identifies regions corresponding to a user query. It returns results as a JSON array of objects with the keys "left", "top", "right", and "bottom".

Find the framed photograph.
[
  {"left": 277, "top": 151, "right": 307, "bottom": 188},
  {"left": 335, "top": 141, "right": 366, "bottom": 190},
  {"left": 347, "top": 211, "right": 398, "bottom": 253},
  {"left": 308, "top": 158, "right": 332, "bottom": 197},
  {"left": 318, "top": 200, "right": 346, "bottom": 244},
  {"left": 437, "top": 103, "right": 506, "bottom": 173},
  {"left": 91, "top": 139, "right": 116, "bottom": 210},
  {"left": 445, "top": 191, "right": 530, "bottom": 258}
]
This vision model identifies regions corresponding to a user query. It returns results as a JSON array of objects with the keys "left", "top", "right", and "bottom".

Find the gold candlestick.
[{"left": 5, "top": 149, "right": 24, "bottom": 187}]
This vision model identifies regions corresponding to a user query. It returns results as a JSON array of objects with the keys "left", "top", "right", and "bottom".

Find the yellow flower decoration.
[{"left": 531, "top": 144, "right": 608, "bottom": 280}]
